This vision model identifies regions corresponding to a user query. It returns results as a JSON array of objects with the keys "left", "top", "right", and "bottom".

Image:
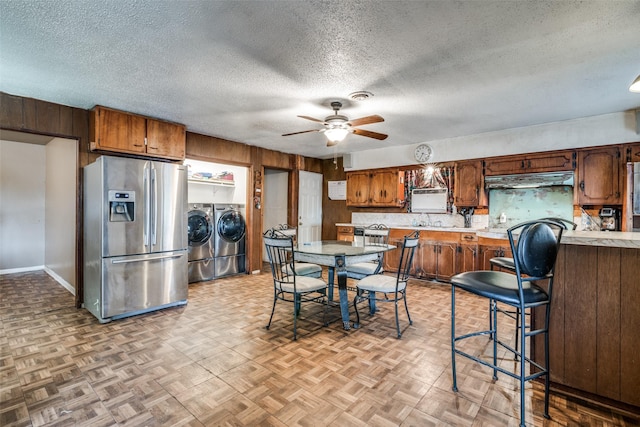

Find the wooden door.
[
  {"left": 577, "top": 147, "right": 622, "bottom": 204},
  {"left": 146, "top": 119, "right": 186, "bottom": 160},
  {"left": 484, "top": 157, "right": 525, "bottom": 175},
  {"left": 525, "top": 151, "right": 575, "bottom": 173},
  {"left": 346, "top": 172, "right": 371, "bottom": 206},
  {"left": 419, "top": 241, "right": 437, "bottom": 278},
  {"left": 383, "top": 232, "right": 405, "bottom": 273},
  {"left": 92, "top": 106, "right": 146, "bottom": 154},
  {"left": 436, "top": 242, "right": 457, "bottom": 280},
  {"left": 369, "top": 170, "right": 399, "bottom": 206},
  {"left": 454, "top": 160, "right": 483, "bottom": 207},
  {"left": 457, "top": 243, "right": 478, "bottom": 273}
]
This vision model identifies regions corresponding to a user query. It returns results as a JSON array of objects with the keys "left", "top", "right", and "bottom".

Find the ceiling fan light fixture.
[
  {"left": 325, "top": 127, "right": 349, "bottom": 143},
  {"left": 630, "top": 74, "right": 640, "bottom": 93}
]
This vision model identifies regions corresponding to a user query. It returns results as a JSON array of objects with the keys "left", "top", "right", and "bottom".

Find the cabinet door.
[
  {"left": 454, "top": 160, "right": 484, "bottom": 207},
  {"left": 436, "top": 243, "right": 458, "bottom": 280},
  {"left": 457, "top": 243, "right": 478, "bottom": 273},
  {"left": 419, "top": 241, "right": 438, "bottom": 278},
  {"left": 383, "top": 235, "right": 404, "bottom": 273},
  {"left": 484, "top": 157, "right": 525, "bottom": 175},
  {"left": 346, "top": 172, "right": 371, "bottom": 206},
  {"left": 578, "top": 147, "right": 622, "bottom": 205},
  {"left": 92, "top": 107, "right": 146, "bottom": 154},
  {"left": 525, "top": 151, "right": 575, "bottom": 173},
  {"left": 370, "top": 170, "right": 402, "bottom": 206},
  {"left": 626, "top": 143, "right": 640, "bottom": 163},
  {"left": 146, "top": 119, "right": 186, "bottom": 160}
]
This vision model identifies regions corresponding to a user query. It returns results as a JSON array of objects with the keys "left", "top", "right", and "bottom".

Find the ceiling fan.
[{"left": 282, "top": 101, "right": 388, "bottom": 146}]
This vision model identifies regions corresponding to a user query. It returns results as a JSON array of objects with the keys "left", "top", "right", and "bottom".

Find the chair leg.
[
  {"left": 293, "top": 293, "right": 298, "bottom": 341},
  {"left": 544, "top": 304, "right": 551, "bottom": 420},
  {"left": 451, "top": 286, "right": 458, "bottom": 392},
  {"left": 519, "top": 307, "right": 526, "bottom": 427},
  {"left": 266, "top": 291, "right": 277, "bottom": 330},
  {"left": 492, "top": 299, "right": 498, "bottom": 381},
  {"left": 514, "top": 307, "right": 521, "bottom": 360},
  {"left": 403, "top": 291, "right": 412, "bottom": 326},
  {"left": 489, "top": 299, "right": 494, "bottom": 340},
  {"left": 353, "top": 291, "right": 363, "bottom": 328},
  {"left": 394, "top": 299, "right": 401, "bottom": 339}
]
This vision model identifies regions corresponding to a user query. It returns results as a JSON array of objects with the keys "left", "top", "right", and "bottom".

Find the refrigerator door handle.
[
  {"left": 151, "top": 165, "right": 158, "bottom": 245},
  {"left": 111, "top": 253, "right": 185, "bottom": 264},
  {"left": 143, "top": 164, "right": 150, "bottom": 247}
]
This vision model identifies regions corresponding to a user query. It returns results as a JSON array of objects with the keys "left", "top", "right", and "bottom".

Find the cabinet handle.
[
  {"left": 579, "top": 181, "right": 585, "bottom": 191},
  {"left": 521, "top": 160, "right": 525, "bottom": 168}
]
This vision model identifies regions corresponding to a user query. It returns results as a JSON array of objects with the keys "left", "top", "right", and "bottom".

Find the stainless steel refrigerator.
[{"left": 83, "top": 155, "right": 188, "bottom": 322}]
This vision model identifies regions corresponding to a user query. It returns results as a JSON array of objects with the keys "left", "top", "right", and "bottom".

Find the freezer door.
[
  {"left": 100, "top": 250, "right": 188, "bottom": 320},
  {"left": 101, "top": 156, "right": 149, "bottom": 257},
  {"left": 150, "top": 162, "right": 188, "bottom": 253}
]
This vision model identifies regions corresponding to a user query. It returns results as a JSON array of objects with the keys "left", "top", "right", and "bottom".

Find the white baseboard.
[
  {"left": 0, "top": 265, "right": 45, "bottom": 275},
  {"left": 43, "top": 267, "right": 75, "bottom": 296}
]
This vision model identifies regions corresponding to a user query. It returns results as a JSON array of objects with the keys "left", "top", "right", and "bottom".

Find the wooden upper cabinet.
[
  {"left": 454, "top": 160, "right": 484, "bottom": 207},
  {"left": 346, "top": 169, "right": 404, "bottom": 207},
  {"left": 90, "top": 106, "right": 186, "bottom": 161},
  {"left": 484, "top": 150, "right": 575, "bottom": 175},
  {"left": 577, "top": 146, "right": 622, "bottom": 205},
  {"left": 346, "top": 171, "right": 371, "bottom": 206},
  {"left": 626, "top": 143, "right": 640, "bottom": 163},
  {"left": 146, "top": 119, "right": 186, "bottom": 160}
]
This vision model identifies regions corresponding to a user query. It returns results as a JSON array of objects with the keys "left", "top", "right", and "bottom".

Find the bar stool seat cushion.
[{"left": 451, "top": 271, "right": 548, "bottom": 305}]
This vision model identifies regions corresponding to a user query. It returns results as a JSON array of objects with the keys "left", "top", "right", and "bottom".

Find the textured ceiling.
[{"left": 1, "top": 1, "right": 639, "bottom": 159}]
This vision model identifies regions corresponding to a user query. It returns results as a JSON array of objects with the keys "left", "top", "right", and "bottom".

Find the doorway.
[
  {"left": 262, "top": 169, "right": 289, "bottom": 261},
  {"left": 0, "top": 131, "right": 77, "bottom": 293}
]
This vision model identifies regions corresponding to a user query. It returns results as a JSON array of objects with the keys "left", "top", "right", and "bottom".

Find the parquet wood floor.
[{"left": 1, "top": 270, "right": 638, "bottom": 426}]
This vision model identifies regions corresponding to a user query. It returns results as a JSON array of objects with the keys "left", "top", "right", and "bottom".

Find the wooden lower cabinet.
[
  {"left": 382, "top": 229, "right": 407, "bottom": 273},
  {"left": 478, "top": 238, "right": 512, "bottom": 270},
  {"left": 532, "top": 244, "right": 640, "bottom": 408},
  {"left": 336, "top": 226, "right": 354, "bottom": 242},
  {"left": 416, "top": 240, "right": 457, "bottom": 280}
]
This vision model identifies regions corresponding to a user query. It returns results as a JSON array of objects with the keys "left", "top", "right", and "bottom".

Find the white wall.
[
  {"left": 0, "top": 140, "right": 46, "bottom": 270},
  {"left": 45, "top": 138, "right": 77, "bottom": 289},
  {"left": 348, "top": 111, "right": 639, "bottom": 171},
  {"left": 185, "top": 159, "right": 248, "bottom": 205}
]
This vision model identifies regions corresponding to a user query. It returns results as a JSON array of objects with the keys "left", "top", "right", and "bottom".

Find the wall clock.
[{"left": 414, "top": 143, "right": 433, "bottom": 164}]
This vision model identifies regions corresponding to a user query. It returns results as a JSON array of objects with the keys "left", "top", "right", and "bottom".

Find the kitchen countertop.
[{"left": 335, "top": 223, "right": 640, "bottom": 249}]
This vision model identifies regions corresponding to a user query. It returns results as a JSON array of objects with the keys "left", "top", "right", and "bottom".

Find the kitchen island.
[{"left": 336, "top": 223, "right": 640, "bottom": 410}]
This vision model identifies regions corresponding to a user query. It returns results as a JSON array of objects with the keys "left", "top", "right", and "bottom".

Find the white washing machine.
[
  {"left": 187, "top": 203, "right": 215, "bottom": 283},
  {"left": 213, "top": 204, "right": 246, "bottom": 278}
]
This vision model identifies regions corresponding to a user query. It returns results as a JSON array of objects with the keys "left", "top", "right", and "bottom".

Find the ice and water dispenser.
[{"left": 108, "top": 190, "right": 135, "bottom": 222}]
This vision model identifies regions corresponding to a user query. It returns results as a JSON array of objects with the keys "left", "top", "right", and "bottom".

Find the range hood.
[{"left": 484, "top": 171, "right": 574, "bottom": 189}]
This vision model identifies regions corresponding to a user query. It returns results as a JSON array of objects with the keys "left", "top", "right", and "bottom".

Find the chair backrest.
[
  {"left": 508, "top": 219, "right": 564, "bottom": 280},
  {"left": 396, "top": 230, "right": 420, "bottom": 283},
  {"left": 263, "top": 229, "right": 295, "bottom": 288},
  {"left": 539, "top": 217, "right": 577, "bottom": 230},
  {"left": 364, "top": 224, "right": 390, "bottom": 268}
]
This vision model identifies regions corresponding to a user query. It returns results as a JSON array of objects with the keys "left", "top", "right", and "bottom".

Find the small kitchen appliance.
[{"left": 599, "top": 207, "right": 620, "bottom": 231}]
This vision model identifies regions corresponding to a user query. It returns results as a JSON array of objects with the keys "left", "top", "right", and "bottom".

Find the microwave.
[{"left": 411, "top": 188, "right": 448, "bottom": 213}]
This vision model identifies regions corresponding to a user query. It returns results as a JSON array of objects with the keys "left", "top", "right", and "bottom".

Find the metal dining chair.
[
  {"left": 353, "top": 230, "right": 420, "bottom": 338},
  {"left": 275, "top": 224, "right": 323, "bottom": 278},
  {"left": 450, "top": 219, "right": 564, "bottom": 427},
  {"left": 488, "top": 217, "right": 576, "bottom": 357},
  {"left": 346, "top": 224, "right": 390, "bottom": 280},
  {"left": 263, "top": 229, "right": 328, "bottom": 340}
]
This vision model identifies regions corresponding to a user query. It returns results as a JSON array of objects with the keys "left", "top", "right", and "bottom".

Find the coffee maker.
[{"left": 599, "top": 207, "right": 620, "bottom": 231}]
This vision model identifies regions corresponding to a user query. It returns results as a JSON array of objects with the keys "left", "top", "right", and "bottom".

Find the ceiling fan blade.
[
  {"left": 298, "top": 115, "right": 325, "bottom": 123},
  {"left": 353, "top": 128, "right": 388, "bottom": 140},
  {"left": 348, "top": 115, "right": 384, "bottom": 127},
  {"left": 282, "top": 129, "right": 320, "bottom": 136}
]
